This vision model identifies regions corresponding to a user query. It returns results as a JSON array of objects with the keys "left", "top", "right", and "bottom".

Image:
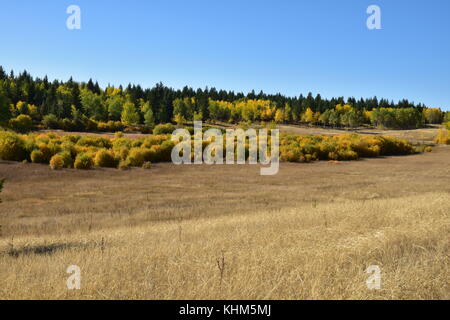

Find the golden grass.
[
  {"left": 0, "top": 193, "right": 448, "bottom": 299},
  {"left": 0, "top": 144, "right": 449, "bottom": 300},
  {"left": 435, "top": 128, "right": 450, "bottom": 145}
]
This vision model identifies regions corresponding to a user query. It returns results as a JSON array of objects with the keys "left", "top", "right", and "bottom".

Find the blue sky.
[{"left": 0, "top": 0, "right": 449, "bottom": 110}]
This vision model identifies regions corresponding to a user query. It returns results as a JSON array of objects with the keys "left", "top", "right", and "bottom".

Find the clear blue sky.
[{"left": 0, "top": 0, "right": 449, "bottom": 110}]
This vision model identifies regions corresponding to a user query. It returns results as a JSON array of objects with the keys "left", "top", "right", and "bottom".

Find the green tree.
[
  {"left": 80, "top": 89, "right": 106, "bottom": 121},
  {"left": 319, "top": 109, "right": 331, "bottom": 125},
  {"left": 142, "top": 101, "right": 155, "bottom": 128},
  {"left": 106, "top": 95, "right": 124, "bottom": 121},
  {"left": 121, "top": 101, "right": 140, "bottom": 125}
]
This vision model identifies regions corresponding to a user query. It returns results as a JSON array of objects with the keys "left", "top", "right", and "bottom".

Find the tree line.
[{"left": 0, "top": 66, "right": 447, "bottom": 133}]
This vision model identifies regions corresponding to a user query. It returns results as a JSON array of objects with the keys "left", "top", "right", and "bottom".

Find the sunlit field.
[{"left": 0, "top": 127, "right": 448, "bottom": 299}]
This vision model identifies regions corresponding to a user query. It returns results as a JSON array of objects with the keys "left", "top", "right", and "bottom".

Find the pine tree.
[{"left": 0, "top": 88, "right": 12, "bottom": 122}]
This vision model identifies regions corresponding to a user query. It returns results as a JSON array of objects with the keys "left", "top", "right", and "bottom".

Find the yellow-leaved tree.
[
  {"left": 274, "top": 109, "right": 284, "bottom": 123},
  {"left": 301, "top": 108, "right": 315, "bottom": 124}
]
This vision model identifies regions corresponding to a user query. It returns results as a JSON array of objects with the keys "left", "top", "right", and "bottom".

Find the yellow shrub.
[
  {"left": 112, "top": 137, "right": 132, "bottom": 150},
  {"left": 118, "top": 160, "right": 130, "bottom": 170},
  {"left": 74, "top": 153, "right": 94, "bottom": 170},
  {"left": 77, "top": 136, "right": 112, "bottom": 148},
  {"left": 0, "top": 131, "right": 28, "bottom": 161},
  {"left": 9, "top": 115, "right": 33, "bottom": 133},
  {"left": 337, "top": 149, "right": 359, "bottom": 161},
  {"left": 94, "top": 149, "right": 119, "bottom": 168},
  {"left": 126, "top": 148, "right": 146, "bottom": 167},
  {"left": 30, "top": 150, "right": 46, "bottom": 163},
  {"left": 58, "top": 151, "right": 73, "bottom": 168},
  {"left": 142, "top": 161, "right": 152, "bottom": 169},
  {"left": 49, "top": 154, "right": 64, "bottom": 170},
  {"left": 434, "top": 129, "right": 450, "bottom": 145},
  {"left": 37, "top": 144, "right": 53, "bottom": 162},
  {"left": 61, "top": 134, "right": 81, "bottom": 144}
]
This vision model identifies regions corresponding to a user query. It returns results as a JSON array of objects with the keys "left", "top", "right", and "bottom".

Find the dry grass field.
[{"left": 0, "top": 128, "right": 449, "bottom": 300}]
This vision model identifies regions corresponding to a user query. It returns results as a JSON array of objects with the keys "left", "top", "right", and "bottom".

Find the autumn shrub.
[
  {"left": 97, "top": 121, "right": 124, "bottom": 132},
  {"left": 280, "top": 146, "right": 301, "bottom": 162},
  {"left": 434, "top": 129, "right": 450, "bottom": 145},
  {"left": 350, "top": 138, "right": 381, "bottom": 157},
  {"left": 126, "top": 148, "right": 147, "bottom": 167},
  {"left": 278, "top": 133, "right": 415, "bottom": 163},
  {"left": 77, "top": 136, "right": 112, "bottom": 149},
  {"left": 58, "top": 151, "right": 73, "bottom": 168},
  {"left": 143, "top": 146, "right": 159, "bottom": 162},
  {"left": 48, "top": 141, "right": 62, "bottom": 156},
  {"left": 59, "top": 118, "right": 77, "bottom": 132},
  {"left": 118, "top": 160, "right": 130, "bottom": 170},
  {"left": 153, "top": 123, "right": 175, "bottom": 135},
  {"left": 36, "top": 144, "right": 52, "bottom": 163},
  {"left": 60, "top": 142, "right": 77, "bottom": 159},
  {"left": 142, "top": 161, "right": 152, "bottom": 169},
  {"left": 61, "top": 134, "right": 81, "bottom": 144},
  {"left": 112, "top": 137, "right": 132, "bottom": 150},
  {"left": 117, "top": 146, "right": 129, "bottom": 161},
  {"left": 34, "top": 134, "right": 50, "bottom": 144},
  {"left": 49, "top": 154, "right": 64, "bottom": 170},
  {"left": 376, "top": 136, "right": 415, "bottom": 155},
  {"left": 94, "top": 149, "right": 119, "bottom": 168},
  {"left": 141, "top": 135, "right": 169, "bottom": 148},
  {"left": 96, "top": 121, "right": 110, "bottom": 132},
  {"left": 0, "top": 131, "right": 419, "bottom": 169},
  {"left": 317, "top": 140, "right": 338, "bottom": 160},
  {"left": 22, "top": 135, "right": 37, "bottom": 156},
  {"left": 30, "top": 150, "right": 46, "bottom": 163},
  {"left": 131, "top": 139, "right": 144, "bottom": 148},
  {"left": 42, "top": 114, "right": 59, "bottom": 129},
  {"left": 9, "top": 115, "right": 33, "bottom": 133},
  {"left": 74, "top": 153, "right": 94, "bottom": 170},
  {"left": 74, "top": 145, "right": 97, "bottom": 157},
  {"left": 337, "top": 149, "right": 359, "bottom": 161},
  {"left": 0, "top": 131, "right": 28, "bottom": 161},
  {"left": 85, "top": 119, "right": 98, "bottom": 132},
  {"left": 159, "top": 140, "right": 175, "bottom": 161}
]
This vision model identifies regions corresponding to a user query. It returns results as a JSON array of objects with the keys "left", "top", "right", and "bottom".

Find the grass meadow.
[{"left": 0, "top": 127, "right": 448, "bottom": 299}]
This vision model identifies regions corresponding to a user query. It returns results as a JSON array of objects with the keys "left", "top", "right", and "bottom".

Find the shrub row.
[
  {"left": 279, "top": 133, "right": 416, "bottom": 163},
  {"left": 41, "top": 114, "right": 154, "bottom": 133},
  {"left": 0, "top": 130, "right": 419, "bottom": 170}
]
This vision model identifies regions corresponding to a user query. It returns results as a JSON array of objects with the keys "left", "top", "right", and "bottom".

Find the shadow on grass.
[{"left": 4, "top": 241, "right": 91, "bottom": 258}]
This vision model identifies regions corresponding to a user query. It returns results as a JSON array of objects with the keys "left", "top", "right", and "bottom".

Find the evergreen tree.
[{"left": 0, "top": 88, "right": 12, "bottom": 122}]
